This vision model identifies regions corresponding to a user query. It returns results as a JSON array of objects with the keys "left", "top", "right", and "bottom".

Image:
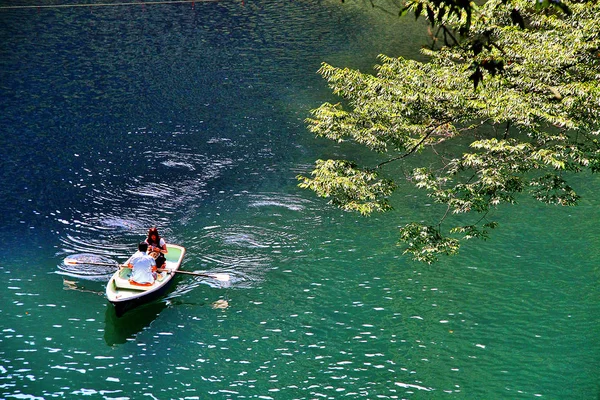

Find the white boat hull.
[{"left": 106, "top": 244, "right": 186, "bottom": 317}]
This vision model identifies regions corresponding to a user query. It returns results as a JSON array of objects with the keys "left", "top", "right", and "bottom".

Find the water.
[{"left": 1, "top": 1, "right": 598, "bottom": 398}]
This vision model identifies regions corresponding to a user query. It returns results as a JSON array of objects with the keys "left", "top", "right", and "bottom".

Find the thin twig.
[
  {"left": 374, "top": 118, "right": 455, "bottom": 169},
  {"left": 441, "top": 25, "right": 460, "bottom": 47},
  {"left": 504, "top": 120, "right": 511, "bottom": 139}
]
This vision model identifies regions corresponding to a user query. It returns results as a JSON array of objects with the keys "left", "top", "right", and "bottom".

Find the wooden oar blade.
[{"left": 209, "top": 273, "right": 230, "bottom": 282}]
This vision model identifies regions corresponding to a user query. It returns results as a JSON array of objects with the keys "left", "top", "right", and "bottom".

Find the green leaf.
[
  {"left": 297, "top": 160, "right": 396, "bottom": 215},
  {"left": 399, "top": 223, "right": 460, "bottom": 264}
]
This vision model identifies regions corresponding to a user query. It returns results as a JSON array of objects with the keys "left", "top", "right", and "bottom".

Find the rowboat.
[{"left": 106, "top": 243, "right": 186, "bottom": 317}]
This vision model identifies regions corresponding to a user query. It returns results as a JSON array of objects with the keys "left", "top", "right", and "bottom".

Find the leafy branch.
[{"left": 301, "top": 0, "right": 600, "bottom": 262}]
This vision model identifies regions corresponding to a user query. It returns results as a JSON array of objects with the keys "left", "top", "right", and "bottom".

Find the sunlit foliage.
[{"left": 299, "top": 0, "right": 600, "bottom": 262}]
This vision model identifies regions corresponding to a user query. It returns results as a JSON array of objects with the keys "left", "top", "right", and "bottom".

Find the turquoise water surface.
[{"left": 1, "top": 1, "right": 598, "bottom": 398}]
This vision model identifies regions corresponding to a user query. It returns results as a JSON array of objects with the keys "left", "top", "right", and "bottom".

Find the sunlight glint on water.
[{"left": 0, "top": 1, "right": 598, "bottom": 399}]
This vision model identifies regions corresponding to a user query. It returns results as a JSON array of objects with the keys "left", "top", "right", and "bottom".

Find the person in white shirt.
[{"left": 126, "top": 242, "right": 156, "bottom": 285}]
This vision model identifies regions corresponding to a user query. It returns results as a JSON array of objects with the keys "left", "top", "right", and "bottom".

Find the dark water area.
[{"left": 1, "top": 1, "right": 599, "bottom": 399}]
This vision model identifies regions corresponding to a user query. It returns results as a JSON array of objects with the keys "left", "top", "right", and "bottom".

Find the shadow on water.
[
  {"left": 60, "top": 277, "right": 165, "bottom": 345},
  {"left": 103, "top": 290, "right": 224, "bottom": 346},
  {"left": 102, "top": 274, "right": 224, "bottom": 345},
  {"left": 102, "top": 273, "right": 188, "bottom": 345},
  {"left": 104, "top": 300, "right": 167, "bottom": 346}
]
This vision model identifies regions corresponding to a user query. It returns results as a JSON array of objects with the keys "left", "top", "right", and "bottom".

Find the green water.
[{"left": 1, "top": 0, "right": 598, "bottom": 399}]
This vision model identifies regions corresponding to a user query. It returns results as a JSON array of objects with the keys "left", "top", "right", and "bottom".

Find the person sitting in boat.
[
  {"left": 126, "top": 242, "right": 157, "bottom": 285},
  {"left": 145, "top": 226, "right": 168, "bottom": 268}
]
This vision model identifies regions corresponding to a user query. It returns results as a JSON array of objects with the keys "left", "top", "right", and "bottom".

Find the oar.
[
  {"left": 64, "top": 259, "right": 122, "bottom": 267},
  {"left": 64, "top": 258, "right": 230, "bottom": 282},
  {"left": 157, "top": 268, "right": 230, "bottom": 282}
]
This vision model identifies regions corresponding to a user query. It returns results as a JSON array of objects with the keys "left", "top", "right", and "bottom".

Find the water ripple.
[{"left": 55, "top": 131, "right": 239, "bottom": 261}]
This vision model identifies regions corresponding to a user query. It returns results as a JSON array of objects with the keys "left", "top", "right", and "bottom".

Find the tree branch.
[{"left": 373, "top": 118, "right": 455, "bottom": 170}]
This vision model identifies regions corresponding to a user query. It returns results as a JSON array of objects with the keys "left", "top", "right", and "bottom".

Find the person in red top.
[{"left": 145, "top": 226, "right": 168, "bottom": 268}]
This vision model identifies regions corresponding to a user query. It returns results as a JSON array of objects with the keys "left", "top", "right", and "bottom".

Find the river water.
[{"left": 1, "top": 0, "right": 598, "bottom": 398}]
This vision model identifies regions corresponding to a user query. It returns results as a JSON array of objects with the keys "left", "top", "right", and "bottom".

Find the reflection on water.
[
  {"left": 62, "top": 277, "right": 106, "bottom": 295},
  {"left": 104, "top": 301, "right": 167, "bottom": 346}
]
